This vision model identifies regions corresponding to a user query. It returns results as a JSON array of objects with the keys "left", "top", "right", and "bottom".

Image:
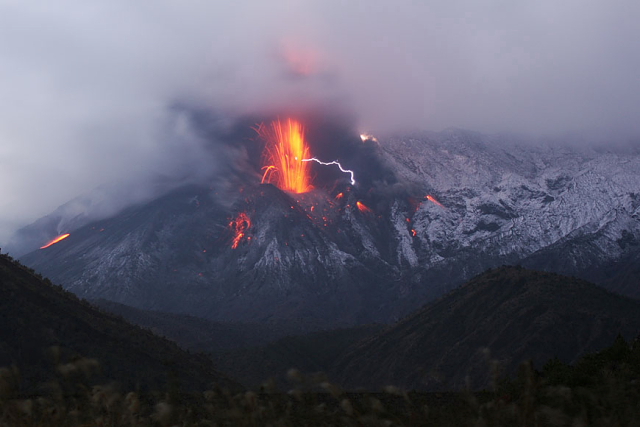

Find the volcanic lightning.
[
  {"left": 40, "top": 233, "right": 70, "bottom": 249},
  {"left": 257, "top": 118, "right": 312, "bottom": 193},
  {"left": 302, "top": 158, "right": 356, "bottom": 185}
]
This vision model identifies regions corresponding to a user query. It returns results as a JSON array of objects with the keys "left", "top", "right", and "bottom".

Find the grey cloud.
[{"left": 1, "top": 0, "right": 639, "bottom": 242}]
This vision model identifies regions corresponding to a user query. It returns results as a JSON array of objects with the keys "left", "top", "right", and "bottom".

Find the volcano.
[
  {"left": 18, "top": 181, "right": 404, "bottom": 327},
  {"left": 13, "top": 121, "right": 640, "bottom": 328}
]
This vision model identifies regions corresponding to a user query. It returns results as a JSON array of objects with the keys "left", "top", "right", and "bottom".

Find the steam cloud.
[{"left": 1, "top": 0, "right": 640, "bottom": 244}]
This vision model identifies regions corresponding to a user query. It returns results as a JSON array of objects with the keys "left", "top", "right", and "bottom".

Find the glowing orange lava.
[
  {"left": 261, "top": 165, "right": 276, "bottom": 184},
  {"left": 230, "top": 212, "right": 251, "bottom": 249},
  {"left": 257, "top": 118, "right": 312, "bottom": 194},
  {"left": 425, "top": 195, "right": 445, "bottom": 208},
  {"left": 40, "top": 233, "right": 70, "bottom": 249},
  {"left": 356, "top": 201, "right": 372, "bottom": 213},
  {"left": 335, "top": 192, "right": 344, "bottom": 199},
  {"left": 411, "top": 229, "right": 417, "bottom": 237}
]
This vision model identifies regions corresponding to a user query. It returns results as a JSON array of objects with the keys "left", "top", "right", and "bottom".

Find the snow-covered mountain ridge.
[{"left": 380, "top": 130, "right": 640, "bottom": 277}]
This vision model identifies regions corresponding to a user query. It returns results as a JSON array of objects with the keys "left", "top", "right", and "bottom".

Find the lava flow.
[
  {"left": 356, "top": 201, "right": 372, "bottom": 213},
  {"left": 40, "top": 233, "right": 70, "bottom": 249},
  {"left": 230, "top": 212, "right": 251, "bottom": 249},
  {"left": 257, "top": 118, "right": 312, "bottom": 193},
  {"left": 425, "top": 195, "right": 445, "bottom": 208}
]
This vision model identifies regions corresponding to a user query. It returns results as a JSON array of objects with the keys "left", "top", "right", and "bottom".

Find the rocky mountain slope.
[
  {"left": 18, "top": 183, "right": 401, "bottom": 326},
  {"left": 380, "top": 130, "right": 640, "bottom": 300},
  {"left": 11, "top": 128, "right": 640, "bottom": 325}
]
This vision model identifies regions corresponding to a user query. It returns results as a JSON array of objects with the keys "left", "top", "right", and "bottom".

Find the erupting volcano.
[
  {"left": 257, "top": 118, "right": 312, "bottom": 194},
  {"left": 15, "top": 120, "right": 640, "bottom": 334}
]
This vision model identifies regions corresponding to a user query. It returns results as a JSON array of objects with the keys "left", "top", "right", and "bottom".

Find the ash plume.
[{"left": 170, "top": 104, "right": 399, "bottom": 194}]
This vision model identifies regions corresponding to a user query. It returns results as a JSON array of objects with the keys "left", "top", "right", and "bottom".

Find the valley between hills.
[{"left": 2, "top": 251, "right": 640, "bottom": 425}]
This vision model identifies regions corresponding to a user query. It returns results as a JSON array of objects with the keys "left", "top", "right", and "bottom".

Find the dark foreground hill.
[
  {"left": 91, "top": 298, "right": 326, "bottom": 353},
  {"left": 212, "top": 324, "right": 384, "bottom": 388},
  {"left": 333, "top": 266, "right": 640, "bottom": 391},
  {"left": 90, "top": 300, "right": 384, "bottom": 388},
  {"left": 0, "top": 253, "right": 238, "bottom": 392}
]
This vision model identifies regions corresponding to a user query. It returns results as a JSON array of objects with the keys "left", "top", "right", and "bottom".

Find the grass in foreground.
[{"left": 1, "top": 336, "right": 640, "bottom": 426}]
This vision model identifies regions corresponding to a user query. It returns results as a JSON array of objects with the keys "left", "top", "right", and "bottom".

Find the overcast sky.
[{"left": 1, "top": 0, "right": 640, "bottom": 243}]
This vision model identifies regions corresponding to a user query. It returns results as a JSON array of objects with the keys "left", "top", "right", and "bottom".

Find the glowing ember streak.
[
  {"left": 230, "top": 212, "right": 251, "bottom": 249},
  {"left": 411, "top": 229, "right": 417, "bottom": 237},
  {"left": 335, "top": 192, "right": 344, "bottom": 199},
  {"left": 425, "top": 195, "right": 445, "bottom": 208},
  {"left": 261, "top": 165, "right": 276, "bottom": 184},
  {"left": 40, "top": 233, "right": 70, "bottom": 249},
  {"left": 302, "top": 158, "right": 356, "bottom": 185},
  {"left": 356, "top": 201, "right": 372, "bottom": 213},
  {"left": 257, "top": 118, "right": 312, "bottom": 193}
]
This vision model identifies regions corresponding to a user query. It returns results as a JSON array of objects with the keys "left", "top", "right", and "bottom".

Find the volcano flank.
[
  {"left": 19, "top": 181, "right": 402, "bottom": 328},
  {"left": 12, "top": 121, "right": 640, "bottom": 329}
]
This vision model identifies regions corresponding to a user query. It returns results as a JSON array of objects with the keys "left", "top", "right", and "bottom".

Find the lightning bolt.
[{"left": 302, "top": 158, "right": 356, "bottom": 185}]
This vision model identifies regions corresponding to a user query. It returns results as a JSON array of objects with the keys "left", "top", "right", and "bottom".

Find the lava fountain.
[
  {"left": 40, "top": 233, "right": 70, "bottom": 249},
  {"left": 257, "top": 118, "right": 312, "bottom": 194}
]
